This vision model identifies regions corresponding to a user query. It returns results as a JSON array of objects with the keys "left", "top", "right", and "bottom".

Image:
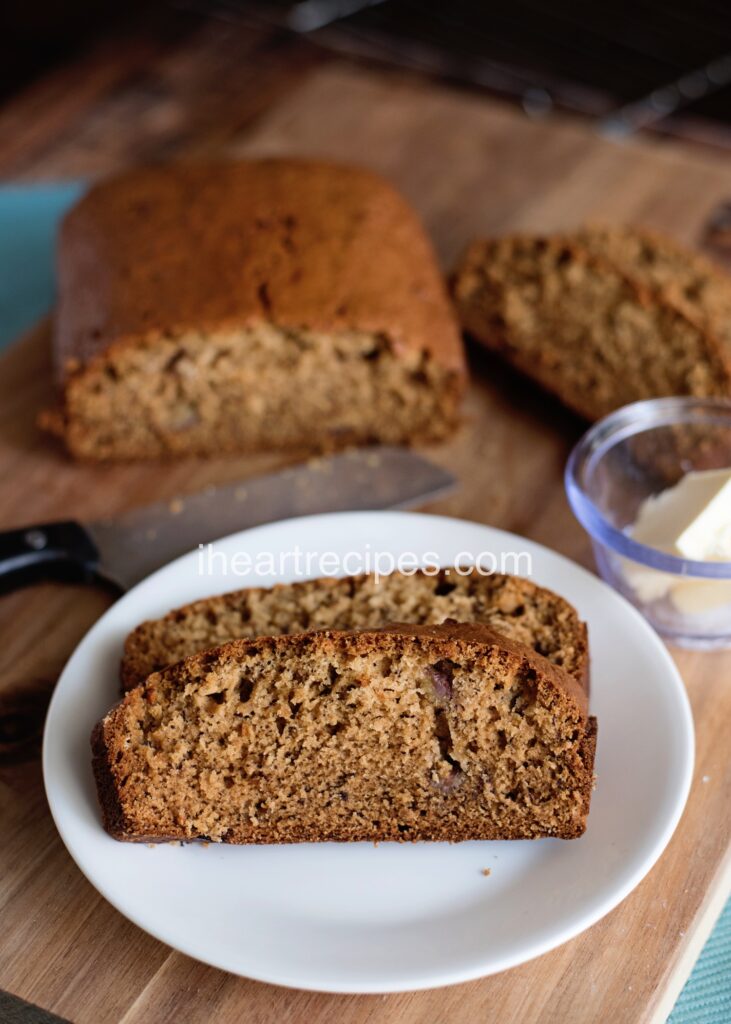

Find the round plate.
[{"left": 43, "top": 511, "right": 694, "bottom": 992}]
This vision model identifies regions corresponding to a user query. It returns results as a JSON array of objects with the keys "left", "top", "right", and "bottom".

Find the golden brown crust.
[
  {"left": 120, "top": 569, "right": 589, "bottom": 694},
  {"left": 56, "top": 158, "right": 465, "bottom": 378},
  {"left": 90, "top": 719, "right": 128, "bottom": 840},
  {"left": 580, "top": 716, "right": 598, "bottom": 786},
  {"left": 93, "top": 622, "right": 595, "bottom": 845}
]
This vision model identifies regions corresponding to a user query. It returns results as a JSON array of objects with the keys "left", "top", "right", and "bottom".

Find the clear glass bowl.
[{"left": 565, "top": 397, "right": 731, "bottom": 650}]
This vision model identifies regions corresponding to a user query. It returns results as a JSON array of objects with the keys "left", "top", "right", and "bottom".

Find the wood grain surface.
[{"left": 1, "top": 20, "right": 730, "bottom": 1023}]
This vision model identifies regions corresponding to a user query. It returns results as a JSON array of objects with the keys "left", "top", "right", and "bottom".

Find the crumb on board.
[
  {"left": 169, "top": 498, "right": 184, "bottom": 515},
  {"left": 702, "top": 775, "right": 711, "bottom": 783},
  {"left": 306, "top": 456, "right": 332, "bottom": 473},
  {"left": 481, "top": 868, "right": 491, "bottom": 877}
]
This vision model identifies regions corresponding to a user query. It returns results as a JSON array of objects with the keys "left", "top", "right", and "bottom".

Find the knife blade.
[{"left": 0, "top": 447, "right": 455, "bottom": 593}]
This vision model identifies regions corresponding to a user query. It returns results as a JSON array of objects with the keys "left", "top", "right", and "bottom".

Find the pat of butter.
[
  {"left": 669, "top": 577, "right": 731, "bottom": 615},
  {"left": 622, "top": 561, "right": 675, "bottom": 604},
  {"left": 624, "top": 468, "right": 731, "bottom": 614},
  {"left": 633, "top": 468, "right": 731, "bottom": 560}
]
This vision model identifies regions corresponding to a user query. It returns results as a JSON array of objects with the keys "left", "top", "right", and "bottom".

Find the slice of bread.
[
  {"left": 452, "top": 227, "right": 731, "bottom": 421},
  {"left": 43, "top": 159, "right": 466, "bottom": 460},
  {"left": 93, "top": 622, "right": 597, "bottom": 843},
  {"left": 121, "top": 569, "right": 589, "bottom": 692}
]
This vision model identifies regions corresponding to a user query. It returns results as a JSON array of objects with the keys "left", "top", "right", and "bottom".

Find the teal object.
[
  {"left": 0, "top": 181, "right": 85, "bottom": 347},
  {"left": 670, "top": 899, "right": 731, "bottom": 1024},
  {"left": 0, "top": 181, "right": 728, "bottom": 1021}
]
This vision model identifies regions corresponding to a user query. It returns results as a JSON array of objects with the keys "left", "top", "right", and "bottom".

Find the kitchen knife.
[{"left": 0, "top": 447, "right": 455, "bottom": 593}]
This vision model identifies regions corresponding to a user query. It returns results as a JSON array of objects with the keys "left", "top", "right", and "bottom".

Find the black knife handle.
[{"left": 0, "top": 521, "right": 100, "bottom": 595}]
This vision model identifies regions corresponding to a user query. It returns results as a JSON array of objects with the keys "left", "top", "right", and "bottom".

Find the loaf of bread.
[
  {"left": 452, "top": 225, "right": 731, "bottom": 420},
  {"left": 43, "top": 159, "right": 466, "bottom": 459},
  {"left": 93, "top": 622, "right": 597, "bottom": 843},
  {"left": 121, "top": 568, "right": 589, "bottom": 692}
]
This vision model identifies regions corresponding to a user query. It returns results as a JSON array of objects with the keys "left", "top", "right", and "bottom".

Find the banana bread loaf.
[
  {"left": 44, "top": 159, "right": 466, "bottom": 459},
  {"left": 93, "top": 622, "right": 597, "bottom": 843},
  {"left": 452, "top": 226, "right": 731, "bottom": 421},
  {"left": 121, "top": 568, "right": 589, "bottom": 691}
]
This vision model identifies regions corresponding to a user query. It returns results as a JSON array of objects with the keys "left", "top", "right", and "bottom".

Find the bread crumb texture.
[
  {"left": 121, "top": 569, "right": 589, "bottom": 692},
  {"left": 452, "top": 225, "right": 731, "bottom": 420},
  {"left": 94, "top": 623, "right": 596, "bottom": 844}
]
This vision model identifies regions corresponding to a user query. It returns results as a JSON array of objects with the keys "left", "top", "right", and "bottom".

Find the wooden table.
[{"left": 1, "top": 15, "right": 730, "bottom": 1024}]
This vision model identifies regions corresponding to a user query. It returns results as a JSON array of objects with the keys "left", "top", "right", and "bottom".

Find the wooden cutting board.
[{"left": 1, "top": 60, "right": 730, "bottom": 1024}]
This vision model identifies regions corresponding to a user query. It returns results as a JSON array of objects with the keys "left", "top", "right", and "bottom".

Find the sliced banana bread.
[
  {"left": 452, "top": 227, "right": 731, "bottom": 421},
  {"left": 576, "top": 225, "right": 731, "bottom": 350},
  {"left": 93, "top": 622, "right": 597, "bottom": 843},
  {"left": 43, "top": 158, "right": 466, "bottom": 460},
  {"left": 121, "top": 569, "right": 589, "bottom": 692}
]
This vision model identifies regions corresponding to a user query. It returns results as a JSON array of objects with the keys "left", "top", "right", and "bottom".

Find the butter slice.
[
  {"left": 625, "top": 468, "right": 731, "bottom": 615},
  {"left": 632, "top": 468, "right": 731, "bottom": 559},
  {"left": 622, "top": 561, "right": 675, "bottom": 604},
  {"left": 675, "top": 470, "right": 731, "bottom": 560},
  {"left": 669, "top": 578, "right": 731, "bottom": 615}
]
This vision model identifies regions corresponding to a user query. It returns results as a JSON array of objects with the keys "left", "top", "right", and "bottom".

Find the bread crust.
[
  {"left": 57, "top": 159, "right": 464, "bottom": 376},
  {"left": 90, "top": 719, "right": 129, "bottom": 841}
]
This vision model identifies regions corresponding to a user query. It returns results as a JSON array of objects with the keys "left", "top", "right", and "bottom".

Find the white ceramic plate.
[{"left": 43, "top": 512, "right": 694, "bottom": 993}]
